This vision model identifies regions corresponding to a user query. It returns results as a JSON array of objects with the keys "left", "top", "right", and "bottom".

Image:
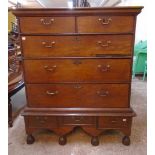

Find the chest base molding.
[{"left": 23, "top": 107, "right": 135, "bottom": 146}]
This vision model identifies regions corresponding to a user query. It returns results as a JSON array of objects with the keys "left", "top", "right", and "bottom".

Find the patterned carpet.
[{"left": 8, "top": 78, "right": 147, "bottom": 155}]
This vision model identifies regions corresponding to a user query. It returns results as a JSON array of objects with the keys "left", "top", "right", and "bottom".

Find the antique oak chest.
[{"left": 12, "top": 6, "right": 143, "bottom": 146}]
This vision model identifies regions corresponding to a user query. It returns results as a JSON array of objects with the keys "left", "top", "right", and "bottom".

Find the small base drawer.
[
  {"left": 27, "top": 116, "right": 58, "bottom": 128},
  {"left": 59, "top": 116, "right": 96, "bottom": 126},
  {"left": 98, "top": 116, "right": 132, "bottom": 129}
]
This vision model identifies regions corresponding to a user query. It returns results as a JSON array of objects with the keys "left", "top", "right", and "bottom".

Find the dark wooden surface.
[{"left": 12, "top": 7, "right": 143, "bottom": 145}]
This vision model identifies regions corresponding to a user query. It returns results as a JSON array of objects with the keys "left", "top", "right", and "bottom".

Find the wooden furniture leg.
[{"left": 8, "top": 97, "right": 13, "bottom": 127}]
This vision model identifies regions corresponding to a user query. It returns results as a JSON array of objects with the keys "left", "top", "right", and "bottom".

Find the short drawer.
[
  {"left": 24, "top": 59, "right": 131, "bottom": 83},
  {"left": 21, "top": 35, "right": 133, "bottom": 57},
  {"left": 19, "top": 17, "right": 75, "bottom": 33},
  {"left": 26, "top": 83, "right": 129, "bottom": 108},
  {"left": 59, "top": 116, "right": 96, "bottom": 126},
  {"left": 26, "top": 116, "right": 58, "bottom": 128},
  {"left": 77, "top": 16, "right": 134, "bottom": 33},
  {"left": 98, "top": 116, "right": 132, "bottom": 129}
]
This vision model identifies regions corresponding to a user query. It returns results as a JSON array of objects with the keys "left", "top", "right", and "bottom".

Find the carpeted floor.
[{"left": 8, "top": 78, "right": 147, "bottom": 155}]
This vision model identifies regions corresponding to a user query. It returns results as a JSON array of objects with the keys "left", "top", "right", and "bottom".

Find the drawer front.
[
  {"left": 59, "top": 116, "right": 96, "bottom": 126},
  {"left": 20, "top": 17, "right": 75, "bottom": 33},
  {"left": 26, "top": 84, "right": 129, "bottom": 108},
  {"left": 22, "top": 35, "right": 133, "bottom": 57},
  {"left": 24, "top": 59, "right": 131, "bottom": 83},
  {"left": 27, "top": 116, "right": 58, "bottom": 128},
  {"left": 77, "top": 16, "right": 134, "bottom": 33},
  {"left": 98, "top": 116, "right": 132, "bottom": 129}
]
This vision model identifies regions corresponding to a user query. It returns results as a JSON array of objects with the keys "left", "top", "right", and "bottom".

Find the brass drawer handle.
[
  {"left": 42, "top": 41, "right": 55, "bottom": 48},
  {"left": 46, "top": 90, "right": 59, "bottom": 95},
  {"left": 36, "top": 116, "right": 48, "bottom": 123},
  {"left": 98, "top": 17, "right": 112, "bottom": 25},
  {"left": 111, "top": 120, "right": 117, "bottom": 123},
  {"left": 97, "top": 64, "right": 111, "bottom": 72},
  {"left": 40, "top": 18, "right": 54, "bottom": 25},
  {"left": 97, "top": 90, "right": 109, "bottom": 97},
  {"left": 97, "top": 41, "right": 111, "bottom": 47},
  {"left": 72, "top": 116, "right": 83, "bottom": 122},
  {"left": 74, "top": 84, "right": 82, "bottom": 89},
  {"left": 44, "top": 65, "right": 57, "bottom": 72}
]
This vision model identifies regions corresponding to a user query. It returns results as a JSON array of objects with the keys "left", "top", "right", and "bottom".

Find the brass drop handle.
[
  {"left": 44, "top": 65, "right": 57, "bottom": 72},
  {"left": 42, "top": 41, "right": 55, "bottom": 48},
  {"left": 97, "top": 90, "right": 109, "bottom": 97},
  {"left": 36, "top": 116, "right": 48, "bottom": 123},
  {"left": 98, "top": 64, "right": 111, "bottom": 72},
  {"left": 74, "top": 85, "right": 82, "bottom": 89},
  {"left": 111, "top": 120, "right": 117, "bottom": 123},
  {"left": 46, "top": 90, "right": 59, "bottom": 95},
  {"left": 98, "top": 17, "right": 112, "bottom": 25},
  {"left": 40, "top": 18, "right": 54, "bottom": 25},
  {"left": 97, "top": 41, "right": 111, "bottom": 47},
  {"left": 72, "top": 116, "right": 83, "bottom": 122}
]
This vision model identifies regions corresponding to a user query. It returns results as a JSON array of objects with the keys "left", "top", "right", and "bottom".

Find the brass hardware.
[
  {"left": 40, "top": 18, "right": 54, "bottom": 25},
  {"left": 97, "top": 40, "right": 111, "bottom": 47},
  {"left": 42, "top": 41, "right": 55, "bottom": 48},
  {"left": 111, "top": 120, "right": 117, "bottom": 123},
  {"left": 98, "top": 17, "right": 112, "bottom": 25},
  {"left": 97, "top": 90, "right": 109, "bottom": 97},
  {"left": 123, "top": 118, "right": 127, "bottom": 122},
  {"left": 44, "top": 65, "right": 57, "bottom": 72},
  {"left": 36, "top": 116, "right": 48, "bottom": 123},
  {"left": 74, "top": 84, "right": 82, "bottom": 89},
  {"left": 72, "top": 116, "right": 83, "bottom": 122},
  {"left": 46, "top": 90, "right": 59, "bottom": 95},
  {"left": 97, "top": 64, "right": 111, "bottom": 72}
]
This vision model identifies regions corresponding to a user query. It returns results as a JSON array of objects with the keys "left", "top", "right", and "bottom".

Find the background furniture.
[
  {"left": 8, "top": 25, "right": 24, "bottom": 127},
  {"left": 132, "top": 40, "right": 147, "bottom": 78},
  {"left": 12, "top": 7, "right": 143, "bottom": 146}
]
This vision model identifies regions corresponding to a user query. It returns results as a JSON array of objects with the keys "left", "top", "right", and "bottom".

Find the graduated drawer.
[
  {"left": 24, "top": 59, "right": 131, "bottom": 83},
  {"left": 77, "top": 16, "right": 134, "bottom": 33},
  {"left": 19, "top": 17, "right": 75, "bottom": 33},
  {"left": 25, "top": 116, "right": 58, "bottom": 128},
  {"left": 98, "top": 116, "right": 132, "bottom": 129},
  {"left": 21, "top": 35, "right": 133, "bottom": 57},
  {"left": 26, "top": 83, "right": 129, "bottom": 108}
]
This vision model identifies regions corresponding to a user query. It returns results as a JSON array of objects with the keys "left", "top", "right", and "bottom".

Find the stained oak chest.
[{"left": 12, "top": 6, "right": 143, "bottom": 146}]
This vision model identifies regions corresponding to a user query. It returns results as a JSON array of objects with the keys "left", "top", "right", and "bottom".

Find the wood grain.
[
  {"left": 77, "top": 16, "right": 134, "bottom": 33},
  {"left": 22, "top": 35, "right": 133, "bottom": 57},
  {"left": 20, "top": 17, "right": 75, "bottom": 33},
  {"left": 26, "top": 83, "right": 129, "bottom": 108}
]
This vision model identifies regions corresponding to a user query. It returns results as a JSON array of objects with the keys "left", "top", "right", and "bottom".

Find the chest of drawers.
[{"left": 12, "top": 7, "right": 143, "bottom": 146}]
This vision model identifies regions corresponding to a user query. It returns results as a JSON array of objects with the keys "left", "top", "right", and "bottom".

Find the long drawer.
[
  {"left": 26, "top": 116, "right": 96, "bottom": 128},
  {"left": 19, "top": 17, "right": 75, "bottom": 33},
  {"left": 26, "top": 83, "right": 129, "bottom": 108},
  {"left": 23, "top": 59, "right": 131, "bottom": 83},
  {"left": 21, "top": 35, "right": 133, "bottom": 57},
  {"left": 77, "top": 16, "right": 134, "bottom": 33}
]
